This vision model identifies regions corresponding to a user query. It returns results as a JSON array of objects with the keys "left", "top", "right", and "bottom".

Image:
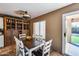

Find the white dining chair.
[
  {"left": 19, "top": 34, "right": 26, "bottom": 39},
  {"left": 18, "top": 39, "right": 29, "bottom": 56},
  {"left": 14, "top": 36, "right": 29, "bottom": 56},
  {"left": 33, "top": 35, "right": 40, "bottom": 45},
  {"left": 33, "top": 35, "right": 45, "bottom": 45},
  {"left": 42, "top": 39, "right": 53, "bottom": 56},
  {"left": 32, "top": 39, "right": 53, "bottom": 56},
  {"left": 14, "top": 36, "right": 20, "bottom": 56}
]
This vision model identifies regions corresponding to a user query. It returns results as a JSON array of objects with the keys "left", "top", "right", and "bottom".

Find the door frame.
[{"left": 62, "top": 10, "right": 79, "bottom": 55}]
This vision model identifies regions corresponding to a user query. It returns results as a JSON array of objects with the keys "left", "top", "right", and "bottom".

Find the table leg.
[{"left": 29, "top": 50, "right": 32, "bottom": 56}]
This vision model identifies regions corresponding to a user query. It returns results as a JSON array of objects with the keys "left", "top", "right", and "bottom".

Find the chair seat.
[
  {"left": 32, "top": 49, "right": 43, "bottom": 56},
  {"left": 37, "top": 49, "right": 42, "bottom": 53},
  {"left": 32, "top": 49, "right": 48, "bottom": 56},
  {"left": 32, "top": 51, "right": 42, "bottom": 56}
]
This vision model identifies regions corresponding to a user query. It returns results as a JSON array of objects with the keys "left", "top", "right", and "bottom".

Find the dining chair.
[
  {"left": 14, "top": 36, "right": 20, "bottom": 56},
  {"left": 33, "top": 35, "right": 45, "bottom": 45},
  {"left": 19, "top": 34, "right": 26, "bottom": 39},
  {"left": 32, "top": 39, "right": 53, "bottom": 56},
  {"left": 14, "top": 36, "right": 29, "bottom": 56},
  {"left": 33, "top": 35, "right": 40, "bottom": 45},
  {"left": 18, "top": 39, "right": 29, "bottom": 56},
  {"left": 42, "top": 39, "right": 53, "bottom": 56}
]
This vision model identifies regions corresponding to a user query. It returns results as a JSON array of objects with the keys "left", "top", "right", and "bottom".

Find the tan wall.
[{"left": 30, "top": 4, "right": 79, "bottom": 53}]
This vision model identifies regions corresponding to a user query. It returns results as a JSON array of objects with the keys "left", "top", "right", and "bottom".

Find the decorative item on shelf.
[{"left": 26, "top": 36, "right": 32, "bottom": 40}]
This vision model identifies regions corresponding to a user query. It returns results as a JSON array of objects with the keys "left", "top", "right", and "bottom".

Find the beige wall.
[{"left": 30, "top": 4, "right": 79, "bottom": 53}]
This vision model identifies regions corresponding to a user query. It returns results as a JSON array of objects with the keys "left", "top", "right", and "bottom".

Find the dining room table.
[{"left": 22, "top": 37, "right": 45, "bottom": 56}]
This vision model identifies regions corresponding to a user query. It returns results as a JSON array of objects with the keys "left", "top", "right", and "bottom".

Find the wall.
[
  {"left": 30, "top": 4, "right": 79, "bottom": 53},
  {"left": 0, "top": 17, "right": 3, "bottom": 29}
]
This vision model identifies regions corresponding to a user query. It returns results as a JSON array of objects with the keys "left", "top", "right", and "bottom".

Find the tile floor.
[{"left": 0, "top": 45, "right": 62, "bottom": 56}]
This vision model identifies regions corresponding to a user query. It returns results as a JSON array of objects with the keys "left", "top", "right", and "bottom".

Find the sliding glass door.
[
  {"left": 71, "top": 22, "right": 79, "bottom": 45},
  {"left": 62, "top": 10, "right": 79, "bottom": 56}
]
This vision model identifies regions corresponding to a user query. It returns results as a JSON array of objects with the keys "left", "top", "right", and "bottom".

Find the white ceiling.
[{"left": 0, "top": 3, "right": 71, "bottom": 18}]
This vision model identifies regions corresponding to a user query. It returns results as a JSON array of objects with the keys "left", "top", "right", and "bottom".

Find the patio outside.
[{"left": 71, "top": 22, "right": 79, "bottom": 45}]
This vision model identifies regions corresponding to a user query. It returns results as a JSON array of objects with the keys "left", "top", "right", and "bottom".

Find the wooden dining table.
[{"left": 22, "top": 38, "right": 45, "bottom": 56}]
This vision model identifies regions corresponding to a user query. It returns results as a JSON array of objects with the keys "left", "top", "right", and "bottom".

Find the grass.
[{"left": 71, "top": 35, "right": 79, "bottom": 45}]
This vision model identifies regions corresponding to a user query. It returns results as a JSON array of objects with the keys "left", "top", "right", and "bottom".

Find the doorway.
[{"left": 62, "top": 10, "right": 79, "bottom": 56}]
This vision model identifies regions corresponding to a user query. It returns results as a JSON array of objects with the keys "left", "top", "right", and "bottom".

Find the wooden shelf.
[{"left": 4, "top": 16, "right": 30, "bottom": 47}]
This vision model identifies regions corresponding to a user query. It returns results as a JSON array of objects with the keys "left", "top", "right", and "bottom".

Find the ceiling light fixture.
[{"left": 15, "top": 10, "right": 31, "bottom": 19}]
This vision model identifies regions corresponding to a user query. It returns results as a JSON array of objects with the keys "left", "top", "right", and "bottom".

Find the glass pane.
[
  {"left": 71, "top": 22, "right": 79, "bottom": 45},
  {"left": 40, "top": 21, "right": 46, "bottom": 39},
  {"left": 33, "top": 22, "right": 40, "bottom": 36}
]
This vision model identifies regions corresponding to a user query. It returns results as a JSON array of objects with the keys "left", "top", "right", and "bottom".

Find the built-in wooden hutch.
[{"left": 1, "top": 15, "right": 30, "bottom": 47}]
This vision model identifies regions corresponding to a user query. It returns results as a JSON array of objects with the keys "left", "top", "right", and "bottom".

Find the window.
[
  {"left": 71, "top": 22, "right": 79, "bottom": 45},
  {"left": 33, "top": 21, "right": 46, "bottom": 39}
]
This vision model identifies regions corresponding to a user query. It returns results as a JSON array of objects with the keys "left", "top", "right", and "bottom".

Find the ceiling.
[{"left": 0, "top": 3, "right": 72, "bottom": 19}]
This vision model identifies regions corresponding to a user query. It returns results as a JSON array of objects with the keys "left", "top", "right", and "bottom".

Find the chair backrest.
[
  {"left": 18, "top": 40, "right": 24, "bottom": 49},
  {"left": 14, "top": 36, "right": 25, "bottom": 56},
  {"left": 18, "top": 39, "right": 25, "bottom": 56},
  {"left": 33, "top": 35, "right": 39, "bottom": 40},
  {"left": 33, "top": 35, "right": 45, "bottom": 42},
  {"left": 14, "top": 36, "right": 20, "bottom": 55},
  {"left": 19, "top": 34, "right": 26, "bottom": 39},
  {"left": 43, "top": 39, "right": 53, "bottom": 56}
]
